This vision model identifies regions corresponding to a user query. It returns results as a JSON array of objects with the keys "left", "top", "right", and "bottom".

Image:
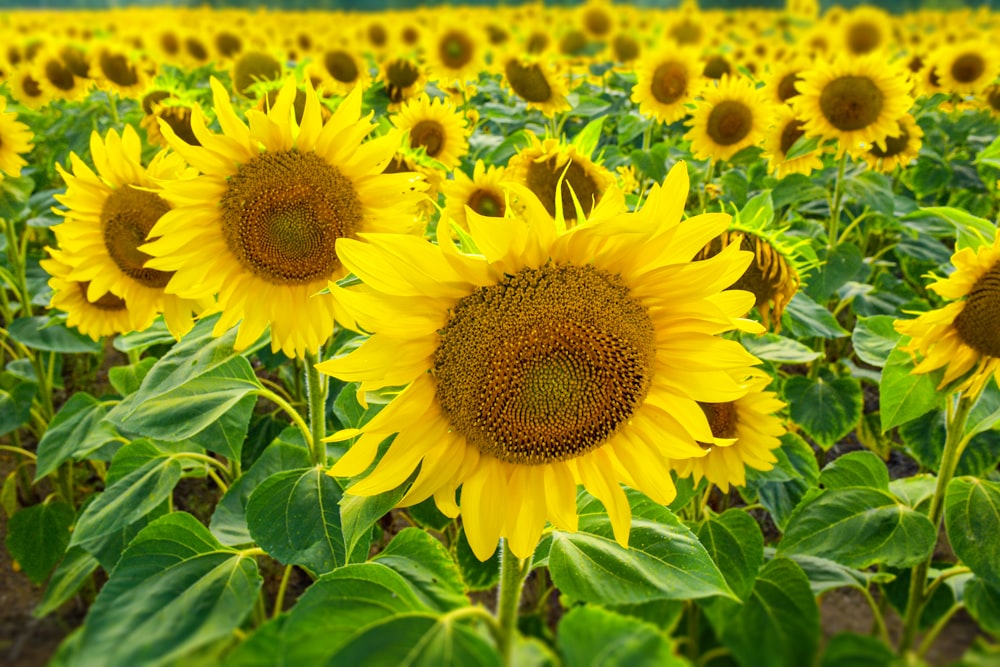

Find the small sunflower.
[
  {"left": 309, "top": 46, "right": 370, "bottom": 97},
  {"left": 391, "top": 94, "right": 469, "bottom": 171},
  {"left": 670, "top": 372, "right": 785, "bottom": 492},
  {"left": 442, "top": 159, "right": 509, "bottom": 231},
  {"left": 378, "top": 54, "right": 428, "bottom": 107},
  {"left": 895, "top": 229, "right": 1000, "bottom": 399},
  {"left": 319, "top": 162, "right": 764, "bottom": 561},
  {"left": 631, "top": 46, "right": 701, "bottom": 125},
  {"left": 34, "top": 45, "right": 90, "bottom": 103},
  {"left": 506, "top": 134, "right": 616, "bottom": 225},
  {"left": 40, "top": 248, "right": 134, "bottom": 341},
  {"left": 685, "top": 75, "right": 773, "bottom": 162},
  {"left": 760, "top": 105, "right": 827, "bottom": 179},
  {"left": 497, "top": 52, "right": 571, "bottom": 118},
  {"left": 0, "top": 97, "right": 34, "bottom": 180},
  {"left": 929, "top": 41, "right": 998, "bottom": 96},
  {"left": 52, "top": 125, "right": 207, "bottom": 338},
  {"left": 141, "top": 96, "right": 201, "bottom": 148},
  {"left": 8, "top": 67, "right": 51, "bottom": 110},
  {"left": 88, "top": 44, "right": 150, "bottom": 98},
  {"left": 861, "top": 113, "right": 922, "bottom": 173},
  {"left": 838, "top": 5, "right": 893, "bottom": 57},
  {"left": 230, "top": 50, "right": 284, "bottom": 97},
  {"left": 793, "top": 55, "right": 913, "bottom": 156},
  {"left": 425, "top": 20, "right": 482, "bottom": 86},
  {"left": 141, "top": 77, "right": 426, "bottom": 358},
  {"left": 761, "top": 58, "right": 810, "bottom": 107},
  {"left": 980, "top": 84, "right": 1000, "bottom": 117}
]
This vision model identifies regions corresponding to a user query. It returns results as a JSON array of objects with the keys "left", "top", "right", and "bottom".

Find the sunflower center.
[
  {"left": 651, "top": 61, "right": 688, "bottom": 104},
  {"left": 706, "top": 100, "right": 753, "bottom": 146},
  {"left": 777, "top": 72, "right": 801, "bottom": 102},
  {"left": 409, "top": 120, "right": 445, "bottom": 158},
  {"left": 670, "top": 19, "right": 701, "bottom": 45},
  {"left": 584, "top": 8, "right": 611, "bottom": 36},
  {"left": 185, "top": 37, "right": 209, "bottom": 62},
  {"left": 325, "top": 51, "right": 359, "bottom": 83},
  {"left": 78, "top": 282, "right": 127, "bottom": 311},
  {"left": 953, "top": 262, "right": 1000, "bottom": 359},
  {"left": 368, "top": 23, "right": 388, "bottom": 48},
  {"left": 846, "top": 22, "right": 881, "bottom": 54},
  {"left": 526, "top": 33, "right": 549, "bottom": 54},
  {"left": 780, "top": 119, "right": 807, "bottom": 155},
  {"left": 220, "top": 150, "right": 361, "bottom": 285},
  {"left": 818, "top": 75, "right": 884, "bottom": 131},
  {"left": 870, "top": 122, "right": 910, "bottom": 158},
  {"left": 385, "top": 59, "right": 419, "bottom": 104},
  {"left": 216, "top": 32, "right": 242, "bottom": 57},
  {"left": 434, "top": 263, "right": 655, "bottom": 465},
  {"left": 159, "top": 106, "right": 200, "bottom": 146},
  {"left": 560, "top": 31, "right": 588, "bottom": 56},
  {"left": 440, "top": 31, "right": 473, "bottom": 69},
  {"left": 45, "top": 59, "right": 76, "bottom": 91},
  {"left": 99, "top": 52, "right": 138, "bottom": 87},
  {"left": 702, "top": 55, "right": 731, "bottom": 80},
  {"left": 505, "top": 61, "right": 553, "bottom": 103},
  {"left": 988, "top": 86, "right": 1000, "bottom": 113},
  {"left": 467, "top": 188, "right": 505, "bottom": 217},
  {"left": 526, "top": 156, "right": 599, "bottom": 220},
  {"left": 59, "top": 45, "right": 90, "bottom": 78},
  {"left": 233, "top": 51, "right": 282, "bottom": 94},
  {"left": 612, "top": 35, "right": 639, "bottom": 61},
  {"left": 20, "top": 75, "right": 43, "bottom": 99},
  {"left": 951, "top": 53, "right": 985, "bottom": 84},
  {"left": 100, "top": 186, "right": 173, "bottom": 289},
  {"left": 698, "top": 401, "right": 737, "bottom": 443}
]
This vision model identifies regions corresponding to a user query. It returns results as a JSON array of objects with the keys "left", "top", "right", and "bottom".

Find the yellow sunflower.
[
  {"left": 141, "top": 77, "right": 426, "bottom": 358},
  {"left": 425, "top": 20, "right": 483, "bottom": 86},
  {"left": 141, "top": 96, "right": 201, "bottom": 149},
  {"left": 230, "top": 49, "right": 284, "bottom": 97},
  {"left": 8, "top": 67, "right": 52, "bottom": 110},
  {"left": 0, "top": 97, "right": 34, "bottom": 180},
  {"left": 33, "top": 45, "right": 90, "bottom": 103},
  {"left": 860, "top": 113, "right": 922, "bottom": 173},
  {"left": 52, "top": 125, "right": 208, "bottom": 339},
  {"left": 378, "top": 54, "right": 428, "bottom": 107},
  {"left": 506, "top": 134, "right": 617, "bottom": 225},
  {"left": 670, "top": 372, "right": 785, "bottom": 492},
  {"left": 442, "top": 159, "right": 509, "bottom": 231},
  {"left": 895, "top": 229, "right": 1000, "bottom": 399},
  {"left": 793, "top": 54, "right": 913, "bottom": 156},
  {"left": 88, "top": 43, "right": 150, "bottom": 99},
  {"left": 929, "top": 41, "right": 999, "bottom": 96},
  {"left": 40, "top": 248, "right": 135, "bottom": 341},
  {"left": 760, "top": 105, "right": 827, "bottom": 179},
  {"left": 685, "top": 75, "right": 773, "bottom": 162},
  {"left": 308, "top": 45, "right": 370, "bottom": 97},
  {"left": 761, "top": 57, "right": 811, "bottom": 107},
  {"left": 391, "top": 94, "right": 469, "bottom": 171},
  {"left": 838, "top": 5, "right": 893, "bottom": 57},
  {"left": 319, "top": 162, "right": 764, "bottom": 561},
  {"left": 497, "top": 52, "right": 571, "bottom": 118},
  {"left": 631, "top": 46, "right": 701, "bottom": 125}
]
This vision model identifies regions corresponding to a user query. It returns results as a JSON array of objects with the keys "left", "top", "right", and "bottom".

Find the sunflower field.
[{"left": 2, "top": 1, "right": 1000, "bottom": 665}]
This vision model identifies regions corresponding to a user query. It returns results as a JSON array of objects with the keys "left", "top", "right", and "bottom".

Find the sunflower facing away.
[
  {"left": 895, "top": 229, "right": 1000, "bottom": 399},
  {"left": 52, "top": 125, "right": 208, "bottom": 338},
  {"left": 141, "top": 77, "right": 426, "bottom": 358},
  {"left": 685, "top": 75, "right": 773, "bottom": 162},
  {"left": 497, "top": 52, "right": 571, "bottom": 118},
  {"left": 0, "top": 97, "right": 34, "bottom": 180},
  {"left": 318, "top": 162, "right": 766, "bottom": 561},
  {"left": 760, "top": 105, "right": 827, "bottom": 179}
]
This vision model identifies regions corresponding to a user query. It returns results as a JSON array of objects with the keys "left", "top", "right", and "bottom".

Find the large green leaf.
[
  {"left": 5, "top": 501, "right": 74, "bottom": 584},
  {"left": 818, "top": 451, "right": 889, "bottom": 491},
  {"left": 0, "top": 373, "right": 35, "bottom": 437},
  {"left": 851, "top": 316, "right": 901, "bottom": 368},
  {"left": 778, "top": 487, "right": 936, "bottom": 569},
  {"left": 548, "top": 492, "right": 733, "bottom": 604},
  {"left": 68, "top": 513, "right": 261, "bottom": 667},
  {"left": 740, "top": 333, "right": 820, "bottom": 364},
  {"left": 34, "top": 392, "right": 120, "bottom": 480},
  {"left": 108, "top": 357, "right": 157, "bottom": 397},
  {"left": 340, "top": 474, "right": 411, "bottom": 563},
  {"left": 944, "top": 477, "right": 1000, "bottom": 587},
  {"left": 900, "top": 408, "right": 1000, "bottom": 478},
  {"left": 780, "top": 551, "right": 895, "bottom": 596},
  {"left": 34, "top": 547, "right": 99, "bottom": 618},
  {"left": 782, "top": 293, "right": 849, "bottom": 339},
  {"left": 806, "top": 243, "right": 865, "bottom": 303},
  {"left": 964, "top": 578, "right": 1000, "bottom": 637},
  {"left": 695, "top": 509, "right": 763, "bottom": 601},
  {"left": 880, "top": 344, "right": 943, "bottom": 432},
  {"left": 7, "top": 316, "right": 101, "bottom": 353},
  {"left": 372, "top": 527, "right": 467, "bottom": 612},
  {"left": 456, "top": 526, "right": 500, "bottom": 591},
  {"left": 820, "top": 632, "right": 897, "bottom": 667},
  {"left": 719, "top": 558, "right": 820, "bottom": 667},
  {"left": 785, "top": 372, "right": 862, "bottom": 450},
  {"left": 751, "top": 432, "right": 820, "bottom": 530},
  {"left": 558, "top": 606, "right": 686, "bottom": 667},
  {"left": 245, "top": 466, "right": 346, "bottom": 576}
]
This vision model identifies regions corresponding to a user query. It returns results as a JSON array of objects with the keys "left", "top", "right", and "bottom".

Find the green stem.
[
  {"left": 256, "top": 388, "right": 313, "bottom": 452},
  {"left": 272, "top": 564, "right": 293, "bottom": 618},
  {"left": 0, "top": 445, "right": 36, "bottom": 459},
  {"left": 496, "top": 539, "right": 530, "bottom": 666},
  {"left": 899, "top": 393, "right": 974, "bottom": 652},
  {"left": 687, "top": 600, "right": 701, "bottom": 663},
  {"left": 859, "top": 585, "right": 891, "bottom": 645},
  {"left": 698, "top": 646, "right": 731, "bottom": 666},
  {"left": 698, "top": 159, "right": 714, "bottom": 213},
  {"left": 916, "top": 603, "right": 963, "bottom": 659},
  {"left": 305, "top": 350, "right": 328, "bottom": 467},
  {"left": 828, "top": 152, "right": 848, "bottom": 250}
]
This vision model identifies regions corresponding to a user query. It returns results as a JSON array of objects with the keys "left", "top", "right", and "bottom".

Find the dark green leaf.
[
  {"left": 912, "top": 206, "right": 995, "bottom": 251},
  {"left": 852, "top": 316, "right": 902, "bottom": 368},
  {"left": 332, "top": 381, "right": 388, "bottom": 431},
  {"left": 340, "top": 476, "right": 410, "bottom": 563},
  {"left": 779, "top": 551, "right": 894, "bottom": 595},
  {"left": 108, "top": 357, "right": 157, "bottom": 397},
  {"left": 964, "top": 578, "right": 1000, "bottom": 637},
  {"left": 806, "top": 243, "right": 866, "bottom": 303},
  {"left": 945, "top": 477, "right": 1000, "bottom": 587},
  {"left": 34, "top": 547, "right": 99, "bottom": 618},
  {"left": 753, "top": 432, "right": 820, "bottom": 530},
  {"left": 820, "top": 632, "right": 897, "bottom": 667},
  {"left": 772, "top": 174, "right": 828, "bottom": 209},
  {"left": 113, "top": 320, "right": 176, "bottom": 353},
  {"left": 35, "top": 392, "right": 120, "bottom": 480},
  {"left": 372, "top": 527, "right": 467, "bottom": 612},
  {"left": 818, "top": 451, "right": 889, "bottom": 491},
  {"left": 607, "top": 600, "right": 685, "bottom": 632},
  {"left": 783, "top": 293, "right": 849, "bottom": 339},
  {"left": 8, "top": 316, "right": 101, "bottom": 353},
  {"left": 900, "top": 409, "right": 1000, "bottom": 478},
  {"left": 558, "top": 606, "right": 686, "bottom": 667},
  {"left": 5, "top": 501, "right": 74, "bottom": 584},
  {"left": 880, "top": 344, "right": 943, "bottom": 432},
  {"left": 966, "top": 382, "right": 1000, "bottom": 438},
  {"left": 184, "top": 392, "right": 255, "bottom": 462},
  {"left": 0, "top": 375, "right": 35, "bottom": 437},
  {"left": 456, "top": 526, "right": 500, "bottom": 591},
  {"left": 695, "top": 509, "right": 763, "bottom": 601},
  {"left": 784, "top": 373, "right": 862, "bottom": 450},
  {"left": 889, "top": 475, "right": 937, "bottom": 513}
]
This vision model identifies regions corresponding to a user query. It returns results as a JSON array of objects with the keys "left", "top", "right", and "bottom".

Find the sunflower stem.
[
  {"left": 496, "top": 539, "right": 529, "bottom": 666},
  {"left": 899, "top": 392, "right": 973, "bottom": 653},
  {"left": 305, "top": 350, "right": 328, "bottom": 467},
  {"left": 828, "top": 152, "right": 848, "bottom": 250},
  {"left": 698, "top": 159, "right": 714, "bottom": 213}
]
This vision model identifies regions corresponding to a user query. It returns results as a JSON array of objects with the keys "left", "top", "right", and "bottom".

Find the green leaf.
[
  {"left": 185, "top": 393, "right": 255, "bottom": 462},
  {"left": 740, "top": 333, "right": 820, "bottom": 363},
  {"left": 806, "top": 243, "right": 866, "bottom": 303},
  {"left": 69, "top": 455, "right": 183, "bottom": 551},
  {"left": 818, "top": 451, "right": 890, "bottom": 491},
  {"left": 558, "top": 606, "right": 686, "bottom": 667},
  {"left": 108, "top": 357, "right": 157, "bottom": 397},
  {"left": 210, "top": 439, "right": 311, "bottom": 547},
  {"left": 911, "top": 206, "right": 995, "bottom": 251},
  {"left": 783, "top": 293, "right": 849, "bottom": 339},
  {"left": 944, "top": 477, "right": 1000, "bottom": 587},
  {"left": 456, "top": 526, "right": 500, "bottom": 591},
  {"left": 852, "top": 316, "right": 902, "bottom": 368},
  {"left": 340, "top": 476, "right": 410, "bottom": 563},
  {"left": 113, "top": 320, "right": 176, "bottom": 353},
  {"left": 889, "top": 475, "right": 937, "bottom": 513},
  {"left": 752, "top": 432, "right": 820, "bottom": 530},
  {"left": 880, "top": 344, "right": 943, "bottom": 432},
  {"left": 783, "top": 133, "right": 822, "bottom": 161},
  {"left": 372, "top": 528, "right": 467, "bottom": 612},
  {"left": 332, "top": 381, "right": 388, "bottom": 431},
  {"left": 246, "top": 466, "right": 346, "bottom": 576},
  {"left": 784, "top": 373, "right": 862, "bottom": 450},
  {"left": 0, "top": 374, "right": 35, "bottom": 437},
  {"left": 778, "top": 487, "right": 936, "bottom": 569},
  {"left": 548, "top": 492, "right": 734, "bottom": 604},
  {"left": 719, "top": 558, "right": 820, "bottom": 667},
  {"left": 735, "top": 191, "right": 774, "bottom": 228},
  {"left": 570, "top": 117, "right": 604, "bottom": 158},
  {"left": 72, "top": 513, "right": 261, "bottom": 667},
  {"left": 772, "top": 174, "right": 827, "bottom": 209},
  {"left": 820, "top": 632, "right": 897, "bottom": 667},
  {"left": 5, "top": 501, "right": 74, "bottom": 584},
  {"left": 900, "top": 409, "right": 1000, "bottom": 478},
  {"left": 781, "top": 551, "right": 894, "bottom": 595},
  {"left": 844, "top": 171, "right": 895, "bottom": 217},
  {"left": 34, "top": 392, "right": 120, "bottom": 480},
  {"left": 964, "top": 578, "right": 1000, "bottom": 637},
  {"left": 695, "top": 509, "right": 764, "bottom": 601},
  {"left": 7, "top": 316, "right": 101, "bottom": 353},
  {"left": 966, "top": 381, "right": 1000, "bottom": 438},
  {"left": 34, "top": 547, "right": 99, "bottom": 618}
]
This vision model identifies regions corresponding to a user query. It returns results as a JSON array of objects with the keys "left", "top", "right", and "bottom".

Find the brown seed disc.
[
  {"left": 706, "top": 100, "right": 753, "bottom": 146},
  {"left": 846, "top": 22, "right": 881, "bottom": 54},
  {"left": 702, "top": 55, "right": 732, "bottom": 80},
  {"left": 324, "top": 50, "right": 359, "bottom": 84},
  {"left": 818, "top": 75, "right": 884, "bottom": 131},
  {"left": 100, "top": 186, "right": 174, "bottom": 289},
  {"left": 780, "top": 119, "right": 807, "bottom": 156},
  {"left": 869, "top": 122, "right": 909, "bottom": 158},
  {"left": 44, "top": 58, "right": 75, "bottom": 91},
  {"left": 439, "top": 30, "right": 474, "bottom": 70},
  {"left": 467, "top": 189, "right": 505, "bottom": 217},
  {"left": 409, "top": 120, "right": 445, "bottom": 158},
  {"left": 953, "top": 262, "right": 1000, "bottom": 358},
  {"left": 951, "top": 53, "right": 985, "bottom": 84},
  {"left": 233, "top": 51, "right": 282, "bottom": 94},
  {"left": 778, "top": 72, "right": 802, "bottom": 102},
  {"left": 525, "top": 156, "right": 599, "bottom": 220},
  {"left": 505, "top": 61, "right": 553, "bottom": 103},
  {"left": 99, "top": 52, "right": 138, "bottom": 87},
  {"left": 78, "top": 282, "right": 127, "bottom": 311},
  {"left": 215, "top": 32, "right": 242, "bottom": 58},
  {"left": 583, "top": 8, "right": 612, "bottom": 37},
  {"left": 650, "top": 61, "right": 688, "bottom": 104},
  {"left": 612, "top": 35, "right": 639, "bottom": 62}
]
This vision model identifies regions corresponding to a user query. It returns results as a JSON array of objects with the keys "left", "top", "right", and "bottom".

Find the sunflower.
[
  {"left": 0, "top": 97, "right": 34, "bottom": 180},
  {"left": 88, "top": 43, "right": 150, "bottom": 98},
  {"left": 141, "top": 77, "right": 426, "bottom": 358},
  {"left": 761, "top": 58, "right": 810, "bottom": 107},
  {"left": 378, "top": 54, "right": 428, "bottom": 107},
  {"left": 670, "top": 372, "right": 785, "bottom": 492},
  {"left": 230, "top": 50, "right": 284, "bottom": 97},
  {"left": 981, "top": 84, "right": 1000, "bottom": 117},
  {"left": 578, "top": 0, "right": 616, "bottom": 41},
  {"left": 34, "top": 45, "right": 90, "bottom": 103},
  {"left": 141, "top": 96, "right": 201, "bottom": 148},
  {"left": 895, "top": 229, "right": 1000, "bottom": 399},
  {"left": 52, "top": 125, "right": 208, "bottom": 338},
  {"left": 442, "top": 159, "right": 509, "bottom": 231},
  {"left": 838, "top": 5, "right": 893, "bottom": 57},
  {"left": 793, "top": 55, "right": 913, "bottom": 156},
  {"left": 631, "top": 46, "right": 701, "bottom": 125},
  {"left": 318, "top": 162, "right": 764, "bottom": 561},
  {"left": 497, "top": 52, "right": 571, "bottom": 118},
  {"left": 8, "top": 67, "right": 52, "bottom": 110},
  {"left": 309, "top": 46, "right": 370, "bottom": 97},
  {"left": 391, "top": 94, "right": 469, "bottom": 171},
  {"left": 861, "top": 113, "right": 922, "bottom": 173},
  {"left": 685, "top": 75, "right": 773, "bottom": 162},
  {"left": 425, "top": 20, "right": 482, "bottom": 86},
  {"left": 40, "top": 248, "right": 135, "bottom": 341},
  {"left": 760, "top": 105, "right": 827, "bottom": 179},
  {"left": 930, "top": 41, "right": 998, "bottom": 96},
  {"left": 506, "top": 134, "right": 616, "bottom": 225}
]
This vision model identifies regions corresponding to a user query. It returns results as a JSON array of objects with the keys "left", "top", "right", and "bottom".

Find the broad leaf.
[
  {"left": 340, "top": 475, "right": 411, "bottom": 563},
  {"left": 5, "top": 501, "right": 74, "bottom": 584},
  {"left": 785, "top": 373, "right": 862, "bottom": 450},
  {"left": 558, "top": 606, "right": 686, "bottom": 667},
  {"left": 851, "top": 316, "right": 901, "bottom": 368},
  {"left": 820, "top": 632, "right": 897, "bottom": 667},
  {"left": 818, "top": 451, "right": 889, "bottom": 491},
  {"left": 964, "top": 578, "right": 1000, "bottom": 637},
  {"left": 740, "top": 333, "right": 820, "bottom": 364},
  {"left": 900, "top": 408, "right": 1000, "bottom": 478},
  {"left": 752, "top": 432, "right": 820, "bottom": 530},
  {"left": 695, "top": 509, "right": 763, "bottom": 601},
  {"left": 8, "top": 316, "right": 101, "bottom": 353},
  {"left": 782, "top": 293, "right": 849, "bottom": 339},
  {"left": 35, "top": 393, "right": 120, "bottom": 480},
  {"left": 34, "top": 547, "right": 99, "bottom": 618},
  {"left": 880, "top": 344, "right": 943, "bottom": 432},
  {"left": 108, "top": 357, "right": 157, "bottom": 397},
  {"left": 806, "top": 243, "right": 865, "bottom": 303},
  {"left": 373, "top": 528, "right": 466, "bottom": 612},
  {"left": 944, "top": 477, "right": 1000, "bottom": 587}
]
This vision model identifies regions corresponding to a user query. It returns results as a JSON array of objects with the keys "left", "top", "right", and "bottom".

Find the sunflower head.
[
  {"left": 685, "top": 75, "right": 773, "bottom": 162},
  {"left": 930, "top": 41, "right": 998, "bottom": 95},
  {"left": 861, "top": 113, "right": 922, "bottom": 173},
  {"left": 761, "top": 104, "right": 827, "bottom": 178},
  {"left": 631, "top": 46, "right": 701, "bottom": 125},
  {"left": 442, "top": 159, "right": 510, "bottom": 231},
  {"left": 498, "top": 51, "right": 571, "bottom": 118},
  {"left": 0, "top": 97, "right": 34, "bottom": 180},
  {"left": 41, "top": 248, "right": 134, "bottom": 341},
  {"left": 231, "top": 50, "right": 283, "bottom": 97},
  {"left": 391, "top": 94, "right": 470, "bottom": 171}
]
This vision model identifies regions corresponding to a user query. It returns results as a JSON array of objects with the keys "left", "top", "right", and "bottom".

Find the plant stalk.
[
  {"left": 304, "top": 350, "right": 328, "bottom": 467},
  {"left": 828, "top": 152, "right": 848, "bottom": 250},
  {"left": 496, "top": 539, "right": 530, "bottom": 666}
]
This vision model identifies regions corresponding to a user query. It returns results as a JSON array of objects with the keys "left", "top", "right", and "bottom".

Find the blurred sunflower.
[
  {"left": 760, "top": 105, "right": 827, "bottom": 178},
  {"left": 838, "top": 5, "right": 893, "bottom": 56},
  {"left": 930, "top": 41, "right": 998, "bottom": 96},
  {"left": 141, "top": 77, "right": 426, "bottom": 358},
  {"left": 631, "top": 46, "right": 701, "bottom": 125},
  {"left": 230, "top": 49, "right": 284, "bottom": 97},
  {"left": 578, "top": 0, "right": 616, "bottom": 41},
  {"left": 895, "top": 230, "right": 1000, "bottom": 399},
  {"left": 442, "top": 160, "right": 508, "bottom": 231},
  {"left": 53, "top": 126, "right": 207, "bottom": 338},
  {"left": 497, "top": 52, "right": 570, "bottom": 118},
  {"left": 34, "top": 45, "right": 90, "bottom": 103},
  {"left": 41, "top": 248, "right": 134, "bottom": 341},
  {"left": 761, "top": 58, "right": 810, "bottom": 106},
  {"left": 89, "top": 43, "right": 150, "bottom": 98},
  {"left": 0, "top": 97, "right": 34, "bottom": 180},
  {"left": 141, "top": 95, "right": 202, "bottom": 148},
  {"left": 671, "top": 372, "right": 785, "bottom": 492},
  {"left": 8, "top": 67, "right": 51, "bottom": 110},
  {"left": 793, "top": 55, "right": 912, "bottom": 156},
  {"left": 319, "top": 163, "right": 763, "bottom": 561},
  {"left": 426, "top": 20, "right": 482, "bottom": 86},
  {"left": 309, "top": 46, "right": 370, "bottom": 97},
  {"left": 861, "top": 113, "right": 922, "bottom": 173},
  {"left": 392, "top": 94, "right": 469, "bottom": 170},
  {"left": 378, "top": 54, "right": 427, "bottom": 106},
  {"left": 685, "top": 75, "right": 772, "bottom": 162}
]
